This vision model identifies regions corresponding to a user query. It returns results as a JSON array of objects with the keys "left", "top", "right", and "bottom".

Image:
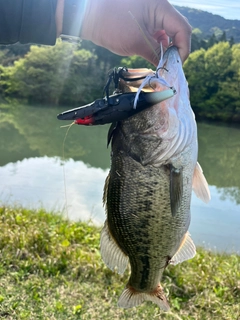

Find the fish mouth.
[
  {"left": 163, "top": 46, "right": 180, "bottom": 60},
  {"left": 157, "top": 46, "right": 181, "bottom": 82},
  {"left": 162, "top": 46, "right": 181, "bottom": 69}
]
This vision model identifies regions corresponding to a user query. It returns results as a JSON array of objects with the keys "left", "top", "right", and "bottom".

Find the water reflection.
[
  {"left": 198, "top": 122, "right": 240, "bottom": 204},
  {"left": 0, "top": 157, "right": 107, "bottom": 224},
  {"left": 0, "top": 156, "right": 239, "bottom": 254},
  {"left": 0, "top": 104, "right": 240, "bottom": 253},
  {"left": 191, "top": 188, "right": 240, "bottom": 253},
  {"left": 0, "top": 104, "right": 111, "bottom": 169}
]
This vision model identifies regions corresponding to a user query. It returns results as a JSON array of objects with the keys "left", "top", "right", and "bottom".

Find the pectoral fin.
[
  {"left": 100, "top": 221, "right": 128, "bottom": 275},
  {"left": 170, "top": 165, "right": 183, "bottom": 217},
  {"left": 170, "top": 231, "right": 196, "bottom": 265},
  {"left": 107, "top": 122, "right": 118, "bottom": 147},
  {"left": 193, "top": 162, "right": 211, "bottom": 203}
]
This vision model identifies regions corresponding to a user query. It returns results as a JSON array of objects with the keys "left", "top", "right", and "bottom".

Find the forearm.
[{"left": 0, "top": 0, "right": 192, "bottom": 64}]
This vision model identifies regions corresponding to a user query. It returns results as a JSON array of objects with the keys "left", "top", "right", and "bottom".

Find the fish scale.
[
  {"left": 100, "top": 46, "right": 211, "bottom": 311},
  {"left": 107, "top": 142, "right": 189, "bottom": 293}
]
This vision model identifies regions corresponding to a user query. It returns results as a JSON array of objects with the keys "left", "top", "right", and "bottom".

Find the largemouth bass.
[{"left": 101, "top": 46, "right": 210, "bottom": 311}]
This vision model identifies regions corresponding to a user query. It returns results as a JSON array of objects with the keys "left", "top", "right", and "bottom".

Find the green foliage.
[
  {"left": 184, "top": 42, "right": 240, "bottom": 121},
  {"left": 121, "top": 55, "right": 154, "bottom": 69},
  {"left": 0, "top": 43, "right": 30, "bottom": 66},
  {"left": 0, "top": 41, "right": 102, "bottom": 105},
  {"left": 1, "top": 38, "right": 240, "bottom": 122},
  {"left": 81, "top": 40, "right": 122, "bottom": 73},
  {"left": 190, "top": 29, "right": 233, "bottom": 52},
  {"left": 0, "top": 206, "right": 239, "bottom": 319}
]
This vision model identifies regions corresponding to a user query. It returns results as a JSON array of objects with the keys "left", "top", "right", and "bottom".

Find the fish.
[{"left": 100, "top": 46, "right": 211, "bottom": 311}]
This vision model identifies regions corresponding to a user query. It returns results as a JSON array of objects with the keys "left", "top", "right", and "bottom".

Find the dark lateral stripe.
[{"left": 139, "top": 256, "right": 150, "bottom": 289}]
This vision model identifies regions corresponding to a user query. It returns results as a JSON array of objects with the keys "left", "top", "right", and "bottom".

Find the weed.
[{"left": 0, "top": 206, "right": 239, "bottom": 319}]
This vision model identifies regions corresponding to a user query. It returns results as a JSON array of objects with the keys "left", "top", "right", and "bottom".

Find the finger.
[
  {"left": 153, "top": 30, "right": 169, "bottom": 48},
  {"left": 171, "top": 26, "right": 192, "bottom": 63},
  {"left": 167, "top": 14, "right": 192, "bottom": 63},
  {"left": 154, "top": 2, "right": 192, "bottom": 62},
  {"left": 134, "top": 35, "right": 165, "bottom": 67}
]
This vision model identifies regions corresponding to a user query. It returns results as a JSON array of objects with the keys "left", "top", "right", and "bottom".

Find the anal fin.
[
  {"left": 192, "top": 162, "right": 211, "bottom": 203},
  {"left": 100, "top": 220, "right": 128, "bottom": 275},
  {"left": 118, "top": 284, "right": 170, "bottom": 311},
  {"left": 170, "top": 231, "right": 196, "bottom": 265}
]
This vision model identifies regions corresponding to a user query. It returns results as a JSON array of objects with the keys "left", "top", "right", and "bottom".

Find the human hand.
[{"left": 81, "top": 0, "right": 192, "bottom": 66}]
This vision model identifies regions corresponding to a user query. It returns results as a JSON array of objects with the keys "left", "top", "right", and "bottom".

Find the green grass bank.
[{"left": 0, "top": 206, "right": 239, "bottom": 319}]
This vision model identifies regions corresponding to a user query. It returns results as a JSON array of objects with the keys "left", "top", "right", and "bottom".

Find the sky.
[{"left": 170, "top": 0, "right": 240, "bottom": 20}]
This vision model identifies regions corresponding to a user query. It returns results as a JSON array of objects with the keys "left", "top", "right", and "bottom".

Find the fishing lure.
[{"left": 57, "top": 67, "right": 175, "bottom": 126}]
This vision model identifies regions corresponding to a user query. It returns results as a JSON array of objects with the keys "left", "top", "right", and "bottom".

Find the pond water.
[{"left": 0, "top": 104, "right": 240, "bottom": 254}]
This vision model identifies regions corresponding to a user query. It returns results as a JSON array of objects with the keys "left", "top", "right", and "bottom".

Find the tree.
[
  {"left": 120, "top": 55, "right": 154, "bottom": 69},
  {"left": 184, "top": 42, "right": 240, "bottom": 122},
  {"left": 219, "top": 31, "right": 227, "bottom": 42},
  {"left": 229, "top": 36, "right": 235, "bottom": 47},
  {"left": 0, "top": 43, "right": 31, "bottom": 66},
  {"left": 184, "top": 48, "right": 207, "bottom": 116},
  {"left": 0, "top": 41, "right": 103, "bottom": 105},
  {"left": 81, "top": 40, "right": 123, "bottom": 75},
  {"left": 207, "top": 33, "right": 218, "bottom": 48}
]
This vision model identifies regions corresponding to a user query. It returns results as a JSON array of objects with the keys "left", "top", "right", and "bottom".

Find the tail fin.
[{"left": 118, "top": 284, "right": 170, "bottom": 311}]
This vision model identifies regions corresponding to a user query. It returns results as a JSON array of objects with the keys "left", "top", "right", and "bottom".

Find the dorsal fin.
[
  {"left": 192, "top": 162, "right": 211, "bottom": 203},
  {"left": 170, "top": 231, "right": 196, "bottom": 265}
]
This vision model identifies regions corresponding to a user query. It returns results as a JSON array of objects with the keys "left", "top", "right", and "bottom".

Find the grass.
[{"left": 0, "top": 206, "right": 239, "bottom": 320}]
